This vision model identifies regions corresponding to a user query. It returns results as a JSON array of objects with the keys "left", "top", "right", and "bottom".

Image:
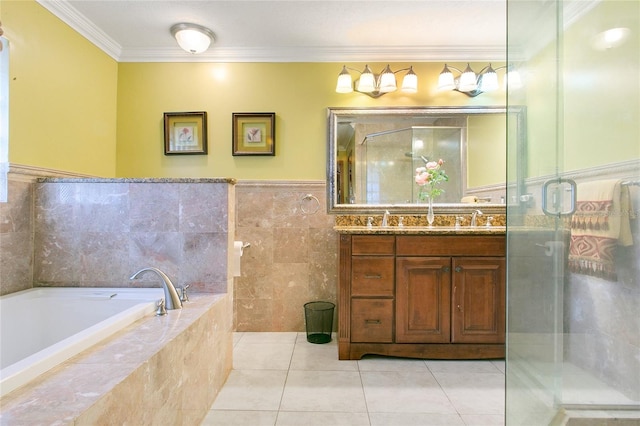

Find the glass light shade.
[
  {"left": 591, "top": 27, "right": 630, "bottom": 50},
  {"left": 401, "top": 67, "right": 418, "bottom": 93},
  {"left": 171, "top": 23, "right": 214, "bottom": 54},
  {"left": 457, "top": 64, "right": 477, "bottom": 92},
  {"left": 479, "top": 66, "right": 499, "bottom": 92},
  {"left": 505, "top": 70, "right": 522, "bottom": 89},
  {"left": 335, "top": 66, "right": 353, "bottom": 93},
  {"left": 356, "top": 65, "right": 376, "bottom": 92},
  {"left": 437, "top": 65, "right": 455, "bottom": 91},
  {"left": 378, "top": 65, "right": 397, "bottom": 93}
]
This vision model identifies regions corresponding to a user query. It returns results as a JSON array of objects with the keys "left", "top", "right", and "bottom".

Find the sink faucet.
[
  {"left": 470, "top": 209, "right": 483, "bottom": 227},
  {"left": 129, "top": 267, "right": 183, "bottom": 310},
  {"left": 382, "top": 210, "right": 390, "bottom": 227}
]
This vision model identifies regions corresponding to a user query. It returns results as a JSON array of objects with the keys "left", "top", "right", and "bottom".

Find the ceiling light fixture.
[
  {"left": 170, "top": 23, "right": 215, "bottom": 54},
  {"left": 438, "top": 63, "right": 522, "bottom": 97},
  {"left": 336, "top": 65, "right": 418, "bottom": 98}
]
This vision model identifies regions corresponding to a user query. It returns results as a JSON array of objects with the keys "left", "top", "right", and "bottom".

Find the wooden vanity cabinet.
[{"left": 338, "top": 233, "right": 505, "bottom": 360}]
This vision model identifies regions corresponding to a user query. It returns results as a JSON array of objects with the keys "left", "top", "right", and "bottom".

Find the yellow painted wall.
[
  {"left": 2, "top": 0, "right": 118, "bottom": 176},
  {"left": 467, "top": 114, "right": 506, "bottom": 187},
  {"left": 562, "top": 0, "right": 639, "bottom": 171},
  {"left": 116, "top": 62, "right": 506, "bottom": 179},
  {"left": 522, "top": 0, "right": 639, "bottom": 178}
]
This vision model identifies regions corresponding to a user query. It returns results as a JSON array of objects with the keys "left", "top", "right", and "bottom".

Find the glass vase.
[{"left": 427, "top": 196, "right": 435, "bottom": 226}]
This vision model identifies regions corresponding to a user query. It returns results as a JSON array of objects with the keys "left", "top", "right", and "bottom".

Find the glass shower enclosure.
[{"left": 506, "top": 0, "right": 639, "bottom": 424}]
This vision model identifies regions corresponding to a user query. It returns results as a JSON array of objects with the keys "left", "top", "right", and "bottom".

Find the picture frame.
[
  {"left": 232, "top": 112, "right": 276, "bottom": 156},
  {"left": 164, "top": 111, "right": 208, "bottom": 155}
]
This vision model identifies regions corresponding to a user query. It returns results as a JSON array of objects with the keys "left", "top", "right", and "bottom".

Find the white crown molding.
[
  {"left": 118, "top": 45, "right": 508, "bottom": 63},
  {"left": 36, "top": 0, "right": 122, "bottom": 60}
]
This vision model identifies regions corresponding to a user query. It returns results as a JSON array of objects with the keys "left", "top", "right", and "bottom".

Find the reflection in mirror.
[{"left": 327, "top": 106, "right": 527, "bottom": 214}]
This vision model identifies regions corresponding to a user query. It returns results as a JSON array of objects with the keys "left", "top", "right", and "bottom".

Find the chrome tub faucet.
[{"left": 129, "top": 267, "right": 183, "bottom": 310}]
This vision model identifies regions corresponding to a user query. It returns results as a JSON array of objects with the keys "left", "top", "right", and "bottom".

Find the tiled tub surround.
[
  {"left": 0, "top": 175, "right": 34, "bottom": 295},
  {"left": 33, "top": 177, "right": 235, "bottom": 293},
  {"left": 1, "top": 165, "right": 99, "bottom": 296},
  {"left": 0, "top": 292, "right": 233, "bottom": 425}
]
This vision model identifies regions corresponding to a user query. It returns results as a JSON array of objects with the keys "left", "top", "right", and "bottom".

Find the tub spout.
[{"left": 129, "top": 267, "right": 182, "bottom": 310}]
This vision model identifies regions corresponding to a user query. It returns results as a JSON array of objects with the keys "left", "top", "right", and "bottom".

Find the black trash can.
[{"left": 304, "top": 301, "right": 335, "bottom": 344}]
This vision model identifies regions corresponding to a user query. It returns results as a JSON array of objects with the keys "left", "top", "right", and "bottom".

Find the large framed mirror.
[{"left": 327, "top": 106, "right": 527, "bottom": 214}]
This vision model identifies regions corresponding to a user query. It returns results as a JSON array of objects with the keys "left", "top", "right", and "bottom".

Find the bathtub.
[{"left": 0, "top": 287, "right": 164, "bottom": 397}]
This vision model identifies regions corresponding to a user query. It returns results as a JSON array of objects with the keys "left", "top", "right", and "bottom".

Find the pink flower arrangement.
[{"left": 415, "top": 158, "right": 448, "bottom": 201}]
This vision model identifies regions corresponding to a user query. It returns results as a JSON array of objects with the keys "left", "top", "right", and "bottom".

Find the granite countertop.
[
  {"left": 37, "top": 177, "right": 237, "bottom": 184},
  {"left": 334, "top": 225, "right": 506, "bottom": 235}
]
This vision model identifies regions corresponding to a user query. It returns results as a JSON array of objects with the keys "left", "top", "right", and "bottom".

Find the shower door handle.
[{"left": 542, "top": 178, "right": 576, "bottom": 217}]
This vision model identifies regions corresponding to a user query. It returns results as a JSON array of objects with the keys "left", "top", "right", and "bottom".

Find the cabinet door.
[
  {"left": 396, "top": 257, "right": 451, "bottom": 343},
  {"left": 451, "top": 257, "right": 505, "bottom": 344}
]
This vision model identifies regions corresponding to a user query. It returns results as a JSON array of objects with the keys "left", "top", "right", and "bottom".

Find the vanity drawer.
[
  {"left": 396, "top": 235, "right": 505, "bottom": 256},
  {"left": 352, "top": 256, "right": 395, "bottom": 297},
  {"left": 351, "top": 299, "right": 393, "bottom": 343},
  {"left": 352, "top": 235, "right": 395, "bottom": 255}
]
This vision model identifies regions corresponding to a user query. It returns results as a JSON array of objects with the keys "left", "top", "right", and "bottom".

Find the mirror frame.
[{"left": 326, "top": 106, "right": 527, "bottom": 215}]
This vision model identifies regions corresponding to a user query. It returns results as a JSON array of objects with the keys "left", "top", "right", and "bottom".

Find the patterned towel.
[{"left": 568, "top": 179, "right": 634, "bottom": 281}]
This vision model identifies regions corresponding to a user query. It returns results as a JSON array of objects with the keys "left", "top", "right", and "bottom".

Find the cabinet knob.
[
  {"left": 455, "top": 266, "right": 462, "bottom": 272},
  {"left": 443, "top": 267, "right": 450, "bottom": 272}
]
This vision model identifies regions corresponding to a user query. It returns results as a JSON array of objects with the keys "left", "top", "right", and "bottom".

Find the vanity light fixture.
[
  {"left": 438, "top": 63, "right": 522, "bottom": 97},
  {"left": 336, "top": 65, "right": 418, "bottom": 98},
  {"left": 170, "top": 23, "right": 215, "bottom": 54}
]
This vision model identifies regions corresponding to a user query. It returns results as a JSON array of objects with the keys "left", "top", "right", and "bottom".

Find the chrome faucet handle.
[
  {"left": 179, "top": 285, "right": 190, "bottom": 302},
  {"left": 455, "top": 216, "right": 464, "bottom": 228},
  {"left": 367, "top": 217, "right": 374, "bottom": 228},
  {"left": 156, "top": 299, "right": 167, "bottom": 316},
  {"left": 486, "top": 216, "right": 494, "bottom": 227}
]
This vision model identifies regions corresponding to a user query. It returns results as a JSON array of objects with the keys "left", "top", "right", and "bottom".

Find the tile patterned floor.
[{"left": 201, "top": 332, "right": 505, "bottom": 426}]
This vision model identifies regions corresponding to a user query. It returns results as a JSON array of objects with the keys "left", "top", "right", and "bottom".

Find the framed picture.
[
  {"left": 232, "top": 112, "right": 276, "bottom": 156},
  {"left": 164, "top": 111, "right": 208, "bottom": 155}
]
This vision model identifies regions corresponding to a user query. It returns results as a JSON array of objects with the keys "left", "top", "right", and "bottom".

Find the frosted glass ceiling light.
[
  {"left": 591, "top": 27, "right": 630, "bottom": 50},
  {"left": 335, "top": 64, "right": 419, "bottom": 98},
  {"left": 438, "top": 63, "right": 521, "bottom": 97},
  {"left": 170, "top": 23, "right": 215, "bottom": 54}
]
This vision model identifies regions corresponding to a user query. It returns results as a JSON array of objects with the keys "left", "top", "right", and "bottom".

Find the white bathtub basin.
[{"left": 0, "top": 287, "right": 164, "bottom": 397}]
